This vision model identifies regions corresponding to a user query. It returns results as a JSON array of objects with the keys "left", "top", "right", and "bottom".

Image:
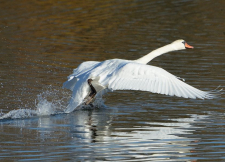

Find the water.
[{"left": 1, "top": 0, "right": 225, "bottom": 161}]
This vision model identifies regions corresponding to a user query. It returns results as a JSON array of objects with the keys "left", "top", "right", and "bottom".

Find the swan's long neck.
[{"left": 135, "top": 43, "right": 175, "bottom": 64}]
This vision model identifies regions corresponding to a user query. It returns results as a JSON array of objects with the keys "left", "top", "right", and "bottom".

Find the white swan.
[{"left": 63, "top": 39, "right": 217, "bottom": 113}]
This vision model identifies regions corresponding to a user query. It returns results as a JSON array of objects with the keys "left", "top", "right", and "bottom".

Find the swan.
[{"left": 63, "top": 39, "right": 218, "bottom": 113}]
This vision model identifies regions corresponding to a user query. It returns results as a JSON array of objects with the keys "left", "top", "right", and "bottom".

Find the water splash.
[
  {"left": 35, "top": 85, "right": 70, "bottom": 115},
  {"left": 0, "top": 85, "right": 106, "bottom": 120},
  {"left": 0, "top": 109, "right": 37, "bottom": 120},
  {"left": 0, "top": 86, "right": 70, "bottom": 120},
  {"left": 36, "top": 97, "right": 56, "bottom": 116}
]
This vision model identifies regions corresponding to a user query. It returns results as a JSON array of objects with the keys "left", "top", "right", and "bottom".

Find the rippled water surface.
[{"left": 1, "top": 0, "right": 225, "bottom": 161}]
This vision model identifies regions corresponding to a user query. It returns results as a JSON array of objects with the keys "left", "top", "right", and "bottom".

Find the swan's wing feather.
[
  {"left": 108, "top": 62, "right": 214, "bottom": 99},
  {"left": 71, "top": 61, "right": 100, "bottom": 77},
  {"left": 65, "top": 78, "right": 91, "bottom": 113},
  {"left": 63, "top": 61, "right": 100, "bottom": 91},
  {"left": 63, "top": 76, "right": 78, "bottom": 91}
]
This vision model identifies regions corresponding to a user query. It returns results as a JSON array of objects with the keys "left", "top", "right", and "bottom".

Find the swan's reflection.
[
  {"left": 105, "top": 114, "right": 208, "bottom": 160},
  {"left": 2, "top": 107, "right": 208, "bottom": 161},
  {"left": 58, "top": 108, "right": 207, "bottom": 161},
  {"left": 67, "top": 108, "right": 114, "bottom": 143}
]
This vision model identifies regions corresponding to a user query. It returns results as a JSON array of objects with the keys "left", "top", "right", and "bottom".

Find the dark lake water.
[{"left": 1, "top": 0, "right": 225, "bottom": 161}]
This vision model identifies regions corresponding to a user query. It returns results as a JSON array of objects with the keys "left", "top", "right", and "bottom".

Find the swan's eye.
[{"left": 182, "top": 41, "right": 185, "bottom": 45}]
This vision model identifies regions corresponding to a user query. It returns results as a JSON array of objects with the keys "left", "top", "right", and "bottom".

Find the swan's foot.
[{"left": 85, "top": 79, "right": 97, "bottom": 105}]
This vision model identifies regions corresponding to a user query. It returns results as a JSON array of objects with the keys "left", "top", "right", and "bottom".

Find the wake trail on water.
[{"left": 0, "top": 86, "right": 106, "bottom": 120}]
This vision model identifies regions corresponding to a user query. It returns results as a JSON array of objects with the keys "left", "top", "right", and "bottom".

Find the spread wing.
[{"left": 107, "top": 62, "right": 215, "bottom": 99}]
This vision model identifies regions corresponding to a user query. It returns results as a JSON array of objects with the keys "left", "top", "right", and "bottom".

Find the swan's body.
[{"left": 63, "top": 40, "right": 216, "bottom": 113}]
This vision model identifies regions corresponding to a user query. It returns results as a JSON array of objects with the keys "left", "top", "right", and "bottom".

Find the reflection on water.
[
  {"left": 1, "top": 100, "right": 225, "bottom": 161},
  {"left": 0, "top": 107, "right": 211, "bottom": 161},
  {"left": 0, "top": 0, "right": 225, "bottom": 161}
]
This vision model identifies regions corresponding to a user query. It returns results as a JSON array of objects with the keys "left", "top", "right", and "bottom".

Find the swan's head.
[{"left": 171, "top": 39, "right": 194, "bottom": 50}]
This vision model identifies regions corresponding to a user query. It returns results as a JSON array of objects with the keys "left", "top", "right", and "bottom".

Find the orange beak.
[{"left": 185, "top": 42, "right": 194, "bottom": 49}]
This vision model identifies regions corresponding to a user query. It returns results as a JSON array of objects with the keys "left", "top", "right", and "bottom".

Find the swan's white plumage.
[
  {"left": 63, "top": 40, "right": 218, "bottom": 113},
  {"left": 63, "top": 59, "right": 215, "bottom": 113}
]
